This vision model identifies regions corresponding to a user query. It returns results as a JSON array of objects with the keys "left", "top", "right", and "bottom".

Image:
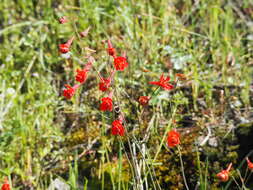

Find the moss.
[{"left": 237, "top": 122, "right": 253, "bottom": 135}]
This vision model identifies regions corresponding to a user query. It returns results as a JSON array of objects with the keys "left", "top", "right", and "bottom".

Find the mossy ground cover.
[{"left": 0, "top": 0, "right": 252, "bottom": 189}]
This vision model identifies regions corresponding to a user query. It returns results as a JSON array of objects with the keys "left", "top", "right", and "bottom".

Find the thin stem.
[
  {"left": 225, "top": 150, "right": 253, "bottom": 190},
  {"left": 243, "top": 167, "right": 248, "bottom": 182},
  {"left": 178, "top": 146, "right": 190, "bottom": 190},
  {"left": 119, "top": 138, "right": 138, "bottom": 190},
  {"left": 245, "top": 171, "right": 252, "bottom": 185},
  {"left": 113, "top": 75, "right": 139, "bottom": 189},
  {"left": 231, "top": 176, "right": 241, "bottom": 190},
  {"left": 118, "top": 140, "right": 122, "bottom": 190},
  {"left": 92, "top": 64, "right": 103, "bottom": 81},
  {"left": 73, "top": 84, "right": 80, "bottom": 90},
  {"left": 101, "top": 114, "right": 105, "bottom": 190},
  {"left": 105, "top": 148, "right": 115, "bottom": 190},
  {"left": 236, "top": 169, "right": 245, "bottom": 188},
  {"left": 150, "top": 86, "right": 160, "bottom": 97},
  {"left": 115, "top": 88, "right": 160, "bottom": 190}
]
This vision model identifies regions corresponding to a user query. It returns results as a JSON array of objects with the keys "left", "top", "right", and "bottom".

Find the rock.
[
  {"left": 48, "top": 178, "right": 70, "bottom": 190},
  {"left": 197, "top": 135, "right": 205, "bottom": 146},
  {"left": 208, "top": 137, "right": 218, "bottom": 147}
]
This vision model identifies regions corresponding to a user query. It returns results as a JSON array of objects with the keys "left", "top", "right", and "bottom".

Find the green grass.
[{"left": 0, "top": 0, "right": 252, "bottom": 189}]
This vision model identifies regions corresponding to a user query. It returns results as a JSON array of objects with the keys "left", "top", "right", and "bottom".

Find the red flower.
[
  {"left": 75, "top": 69, "right": 88, "bottom": 83},
  {"left": 113, "top": 56, "right": 128, "bottom": 71},
  {"left": 63, "top": 84, "right": 79, "bottom": 99},
  {"left": 246, "top": 157, "right": 253, "bottom": 171},
  {"left": 1, "top": 179, "right": 10, "bottom": 190},
  {"left": 111, "top": 120, "right": 124, "bottom": 136},
  {"left": 217, "top": 163, "right": 232, "bottom": 182},
  {"left": 75, "top": 60, "right": 93, "bottom": 83},
  {"left": 107, "top": 40, "right": 116, "bottom": 57},
  {"left": 108, "top": 48, "right": 116, "bottom": 57},
  {"left": 100, "top": 97, "right": 113, "bottom": 111},
  {"left": 59, "top": 37, "right": 74, "bottom": 54},
  {"left": 149, "top": 74, "right": 174, "bottom": 90},
  {"left": 59, "top": 16, "right": 68, "bottom": 24},
  {"left": 99, "top": 78, "right": 111, "bottom": 91},
  {"left": 59, "top": 44, "right": 69, "bottom": 54},
  {"left": 99, "top": 70, "right": 115, "bottom": 91},
  {"left": 167, "top": 130, "right": 180, "bottom": 148},
  {"left": 138, "top": 96, "right": 150, "bottom": 106},
  {"left": 1, "top": 184, "right": 10, "bottom": 190},
  {"left": 175, "top": 73, "right": 187, "bottom": 81}
]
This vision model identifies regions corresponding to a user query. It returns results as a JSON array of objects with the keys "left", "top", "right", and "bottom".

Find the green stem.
[
  {"left": 152, "top": 105, "right": 178, "bottom": 162},
  {"left": 101, "top": 114, "right": 106, "bottom": 190},
  {"left": 118, "top": 140, "right": 122, "bottom": 190},
  {"left": 150, "top": 86, "right": 160, "bottom": 97}
]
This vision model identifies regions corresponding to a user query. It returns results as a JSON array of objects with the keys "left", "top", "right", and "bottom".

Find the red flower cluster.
[
  {"left": 59, "top": 36, "right": 74, "bottom": 54},
  {"left": 58, "top": 23, "right": 128, "bottom": 137},
  {"left": 62, "top": 58, "right": 94, "bottom": 99},
  {"left": 216, "top": 163, "right": 232, "bottom": 182},
  {"left": 149, "top": 74, "right": 174, "bottom": 90},
  {"left": 167, "top": 130, "right": 180, "bottom": 148},
  {"left": 106, "top": 40, "right": 128, "bottom": 71},
  {"left": 111, "top": 119, "right": 124, "bottom": 136}
]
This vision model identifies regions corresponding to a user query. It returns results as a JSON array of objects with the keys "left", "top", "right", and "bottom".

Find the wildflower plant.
[
  {"left": 57, "top": 17, "right": 190, "bottom": 189},
  {"left": 57, "top": 15, "right": 252, "bottom": 190}
]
